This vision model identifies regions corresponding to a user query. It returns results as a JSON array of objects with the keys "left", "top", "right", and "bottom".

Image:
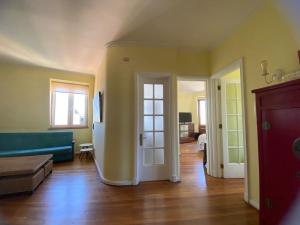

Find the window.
[
  {"left": 50, "top": 80, "right": 89, "bottom": 128},
  {"left": 198, "top": 99, "right": 207, "bottom": 126}
]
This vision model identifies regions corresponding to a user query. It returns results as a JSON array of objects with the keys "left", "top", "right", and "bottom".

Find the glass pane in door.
[
  {"left": 225, "top": 82, "right": 244, "bottom": 164},
  {"left": 144, "top": 149, "right": 154, "bottom": 165},
  {"left": 143, "top": 83, "right": 165, "bottom": 166},
  {"left": 154, "top": 149, "right": 164, "bottom": 164}
]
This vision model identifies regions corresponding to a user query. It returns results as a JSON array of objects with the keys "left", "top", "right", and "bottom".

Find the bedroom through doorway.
[{"left": 177, "top": 80, "right": 208, "bottom": 183}]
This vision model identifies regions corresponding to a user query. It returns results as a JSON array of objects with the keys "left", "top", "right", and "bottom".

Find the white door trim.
[
  {"left": 210, "top": 58, "right": 249, "bottom": 203},
  {"left": 176, "top": 76, "right": 212, "bottom": 177},
  {"left": 134, "top": 72, "right": 176, "bottom": 185}
]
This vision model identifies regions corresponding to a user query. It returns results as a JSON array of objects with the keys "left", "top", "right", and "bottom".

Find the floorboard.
[{"left": 0, "top": 152, "right": 258, "bottom": 225}]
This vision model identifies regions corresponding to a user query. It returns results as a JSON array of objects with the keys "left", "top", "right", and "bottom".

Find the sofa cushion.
[
  {"left": 0, "top": 146, "right": 72, "bottom": 157},
  {"left": 0, "top": 132, "right": 73, "bottom": 151}
]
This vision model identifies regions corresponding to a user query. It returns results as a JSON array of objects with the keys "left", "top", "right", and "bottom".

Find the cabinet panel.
[
  {"left": 261, "top": 108, "right": 300, "bottom": 225},
  {"left": 253, "top": 79, "right": 300, "bottom": 225}
]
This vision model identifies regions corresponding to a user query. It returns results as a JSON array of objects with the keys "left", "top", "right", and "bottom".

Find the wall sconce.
[
  {"left": 260, "top": 60, "right": 284, "bottom": 84},
  {"left": 260, "top": 60, "right": 300, "bottom": 84}
]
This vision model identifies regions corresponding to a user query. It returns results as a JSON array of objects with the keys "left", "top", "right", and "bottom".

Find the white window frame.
[
  {"left": 49, "top": 79, "right": 89, "bottom": 129},
  {"left": 198, "top": 98, "right": 207, "bottom": 126}
]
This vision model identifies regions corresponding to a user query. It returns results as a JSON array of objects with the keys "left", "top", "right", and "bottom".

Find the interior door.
[
  {"left": 138, "top": 76, "right": 170, "bottom": 181},
  {"left": 221, "top": 79, "right": 245, "bottom": 178}
]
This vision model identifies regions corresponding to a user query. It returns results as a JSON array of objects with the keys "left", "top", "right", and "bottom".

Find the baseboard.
[
  {"left": 244, "top": 192, "right": 248, "bottom": 203},
  {"left": 249, "top": 199, "right": 260, "bottom": 210},
  {"left": 93, "top": 158, "right": 134, "bottom": 186},
  {"left": 170, "top": 175, "right": 181, "bottom": 182}
]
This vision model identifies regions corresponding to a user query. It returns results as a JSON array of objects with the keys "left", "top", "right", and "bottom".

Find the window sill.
[{"left": 49, "top": 126, "right": 89, "bottom": 130}]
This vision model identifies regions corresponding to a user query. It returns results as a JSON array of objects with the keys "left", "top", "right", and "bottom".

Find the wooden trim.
[
  {"left": 49, "top": 126, "right": 89, "bottom": 130},
  {"left": 252, "top": 78, "right": 300, "bottom": 94},
  {"left": 210, "top": 58, "right": 249, "bottom": 202},
  {"left": 50, "top": 78, "right": 90, "bottom": 87}
]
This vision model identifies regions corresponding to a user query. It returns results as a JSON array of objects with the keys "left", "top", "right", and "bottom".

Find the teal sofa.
[{"left": 0, "top": 132, "right": 74, "bottom": 162}]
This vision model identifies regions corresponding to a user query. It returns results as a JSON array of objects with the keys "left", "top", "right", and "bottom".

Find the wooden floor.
[
  {"left": 180, "top": 141, "right": 200, "bottom": 154},
  {"left": 0, "top": 153, "right": 258, "bottom": 225}
]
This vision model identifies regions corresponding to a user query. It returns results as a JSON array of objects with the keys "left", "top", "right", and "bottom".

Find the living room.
[{"left": 1, "top": 1, "right": 300, "bottom": 225}]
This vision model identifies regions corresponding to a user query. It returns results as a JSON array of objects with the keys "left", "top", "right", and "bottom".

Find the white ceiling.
[
  {"left": 178, "top": 81, "right": 205, "bottom": 93},
  {"left": 0, "top": 0, "right": 267, "bottom": 74}
]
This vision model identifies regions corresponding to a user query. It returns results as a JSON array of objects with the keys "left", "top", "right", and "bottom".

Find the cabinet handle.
[
  {"left": 293, "top": 137, "right": 300, "bottom": 160},
  {"left": 262, "top": 121, "right": 271, "bottom": 131},
  {"left": 265, "top": 198, "right": 272, "bottom": 209}
]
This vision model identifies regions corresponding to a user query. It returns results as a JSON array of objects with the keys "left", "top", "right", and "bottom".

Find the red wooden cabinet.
[{"left": 253, "top": 80, "right": 300, "bottom": 225}]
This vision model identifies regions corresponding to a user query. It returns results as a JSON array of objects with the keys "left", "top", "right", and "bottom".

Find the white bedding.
[{"left": 197, "top": 133, "right": 207, "bottom": 151}]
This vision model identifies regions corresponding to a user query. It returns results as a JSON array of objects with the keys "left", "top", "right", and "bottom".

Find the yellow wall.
[
  {"left": 178, "top": 91, "right": 205, "bottom": 133},
  {"left": 94, "top": 46, "right": 209, "bottom": 181},
  {"left": 0, "top": 62, "right": 94, "bottom": 152},
  {"left": 93, "top": 50, "right": 107, "bottom": 174},
  {"left": 210, "top": 3, "right": 299, "bottom": 203}
]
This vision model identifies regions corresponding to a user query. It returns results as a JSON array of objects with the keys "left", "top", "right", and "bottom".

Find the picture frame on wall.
[{"left": 93, "top": 91, "right": 103, "bottom": 123}]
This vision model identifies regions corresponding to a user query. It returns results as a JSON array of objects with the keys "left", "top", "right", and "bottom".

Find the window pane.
[
  {"left": 154, "top": 84, "right": 163, "bottom": 99},
  {"left": 154, "top": 100, "right": 163, "bottom": 115},
  {"left": 54, "top": 92, "right": 69, "bottom": 125},
  {"left": 154, "top": 116, "right": 164, "bottom": 131},
  {"left": 155, "top": 132, "right": 164, "bottom": 148},
  {"left": 144, "top": 100, "right": 153, "bottom": 115},
  {"left": 200, "top": 100, "right": 206, "bottom": 125},
  {"left": 144, "top": 84, "right": 153, "bottom": 99},
  {"left": 144, "top": 116, "right": 153, "bottom": 131},
  {"left": 73, "top": 94, "right": 87, "bottom": 125},
  {"left": 144, "top": 132, "right": 154, "bottom": 148},
  {"left": 154, "top": 149, "right": 164, "bottom": 164}
]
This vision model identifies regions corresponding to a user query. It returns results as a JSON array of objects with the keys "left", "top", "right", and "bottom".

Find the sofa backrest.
[{"left": 0, "top": 132, "right": 73, "bottom": 151}]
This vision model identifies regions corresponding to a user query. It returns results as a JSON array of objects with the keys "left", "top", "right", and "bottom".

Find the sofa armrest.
[{"left": 72, "top": 140, "right": 75, "bottom": 160}]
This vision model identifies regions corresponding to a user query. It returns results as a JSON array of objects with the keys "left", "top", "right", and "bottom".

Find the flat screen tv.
[{"left": 179, "top": 112, "right": 192, "bottom": 123}]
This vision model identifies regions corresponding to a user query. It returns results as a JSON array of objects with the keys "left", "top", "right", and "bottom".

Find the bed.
[{"left": 197, "top": 133, "right": 207, "bottom": 166}]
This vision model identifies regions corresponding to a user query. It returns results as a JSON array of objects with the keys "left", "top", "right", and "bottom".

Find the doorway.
[
  {"left": 177, "top": 80, "right": 208, "bottom": 179},
  {"left": 209, "top": 59, "right": 248, "bottom": 202}
]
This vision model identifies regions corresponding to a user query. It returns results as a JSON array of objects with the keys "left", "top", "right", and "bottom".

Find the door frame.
[
  {"left": 134, "top": 72, "right": 176, "bottom": 185},
  {"left": 176, "top": 76, "right": 212, "bottom": 177},
  {"left": 210, "top": 58, "right": 249, "bottom": 203}
]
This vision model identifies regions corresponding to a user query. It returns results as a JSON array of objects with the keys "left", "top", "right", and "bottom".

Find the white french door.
[
  {"left": 138, "top": 76, "right": 171, "bottom": 181},
  {"left": 221, "top": 79, "right": 245, "bottom": 178}
]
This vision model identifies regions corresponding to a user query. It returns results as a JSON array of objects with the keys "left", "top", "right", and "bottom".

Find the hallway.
[{"left": 0, "top": 155, "right": 258, "bottom": 225}]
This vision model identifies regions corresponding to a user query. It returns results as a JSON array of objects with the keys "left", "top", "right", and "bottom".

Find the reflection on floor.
[
  {"left": 180, "top": 141, "right": 200, "bottom": 154},
  {"left": 0, "top": 155, "right": 258, "bottom": 225}
]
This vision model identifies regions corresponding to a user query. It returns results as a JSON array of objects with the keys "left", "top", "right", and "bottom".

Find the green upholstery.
[{"left": 0, "top": 132, "right": 74, "bottom": 162}]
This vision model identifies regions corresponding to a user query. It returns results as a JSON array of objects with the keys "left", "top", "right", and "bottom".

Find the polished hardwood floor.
[
  {"left": 180, "top": 141, "right": 200, "bottom": 154},
  {"left": 0, "top": 152, "right": 258, "bottom": 225}
]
